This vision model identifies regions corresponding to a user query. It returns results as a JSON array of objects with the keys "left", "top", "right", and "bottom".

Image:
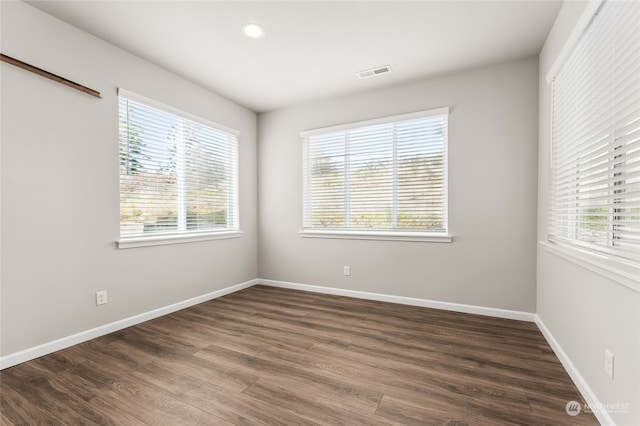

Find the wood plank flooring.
[{"left": 1, "top": 285, "right": 598, "bottom": 425}]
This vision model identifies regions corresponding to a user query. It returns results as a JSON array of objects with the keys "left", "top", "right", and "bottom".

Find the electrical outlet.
[
  {"left": 343, "top": 266, "right": 351, "bottom": 276},
  {"left": 96, "top": 290, "right": 108, "bottom": 306},
  {"left": 604, "top": 349, "right": 614, "bottom": 380}
]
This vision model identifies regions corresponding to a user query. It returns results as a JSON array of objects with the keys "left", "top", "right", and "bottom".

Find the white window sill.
[
  {"left": 299, "top": 230, "right": 452, "bottom": 243},
  {"left": 540, "top": 241, "right": 639, "bottom": 293},
  {"left": 118, "top": 230, "right": 242, "bottom": 249}
]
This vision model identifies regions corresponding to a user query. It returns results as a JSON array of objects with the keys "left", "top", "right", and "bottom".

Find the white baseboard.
[
  {"left": 259, "top": 279, "right": 613, "bottom": 424},
  {"left": 0, "top": 278, "right": 535, "bottom": 371},
  {"left": 535, "top": 315, "right": 614, "bottom": 426},
  {"left": 257, "top": 279, "right": 537, "bottom": 322},
  {"left": 2, "top": 276, "right": 611, "bottom": 426},
  {"left": 0, "top": 279, "right": 258, "bottom": 370}
]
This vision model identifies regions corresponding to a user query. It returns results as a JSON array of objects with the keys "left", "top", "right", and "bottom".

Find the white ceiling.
[{"left": 27, "top": 1, "right": 562, "bottom": 113}]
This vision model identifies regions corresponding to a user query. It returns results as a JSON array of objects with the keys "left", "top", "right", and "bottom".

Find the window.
[
  {"left": 118, "top": 89, "right": 239, "bottom": 247},
  {"left": 550, "top": 0, "right": 639, "bottom": 266},
  {"left": 301, "top": 108, "right": 449, "bottom": 241}
]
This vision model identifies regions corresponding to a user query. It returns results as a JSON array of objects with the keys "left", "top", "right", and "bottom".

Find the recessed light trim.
[{"left": 241, "top": 23, "right": 265, "bottom": 39}]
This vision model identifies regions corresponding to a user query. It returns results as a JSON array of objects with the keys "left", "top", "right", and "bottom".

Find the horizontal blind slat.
[
  {"left": 303, "top": 110, "right": 448, "bottom": 232},
  {"left": 119, "top": 94, "right": 239, "bottom": 237},
  {"left": 550, "top": 0, "right": 640, "bottom": 267}
]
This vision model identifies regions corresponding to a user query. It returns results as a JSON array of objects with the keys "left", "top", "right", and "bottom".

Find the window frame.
[
  {"left": 300, "top": 108, "right": 451, "bottom": 242},
  {"left": 546, "top": 0, "right": 640, "bottom": 281},
  {"left": 117, "top": 89, "right": 241, "bottom": 249}
]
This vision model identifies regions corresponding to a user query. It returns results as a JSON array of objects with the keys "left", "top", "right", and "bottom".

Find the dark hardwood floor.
[{"left": 1, "top": 285, "right": 598, "bottom": 425}]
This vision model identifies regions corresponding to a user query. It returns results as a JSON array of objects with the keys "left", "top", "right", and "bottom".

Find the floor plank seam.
[{"left": 0, "top": 286, "right": 599, "bottom": 426}]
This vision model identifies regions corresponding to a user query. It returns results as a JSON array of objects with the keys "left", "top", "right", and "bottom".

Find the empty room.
[{"left": 1, "top": 0, "right": 638, "bottom": 425}]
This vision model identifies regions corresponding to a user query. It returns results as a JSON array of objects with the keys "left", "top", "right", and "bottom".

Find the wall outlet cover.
[
  {"left": 96, "top": 290, "right": 108, "bottom": 306},
  {"left": 604, "top": 349, "right": 614, "bottom": 380}
]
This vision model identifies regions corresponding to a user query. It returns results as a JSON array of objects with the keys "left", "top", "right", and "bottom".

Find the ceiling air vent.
[{"left": 357, "top": 65, "right": 392, "bottom": 79}]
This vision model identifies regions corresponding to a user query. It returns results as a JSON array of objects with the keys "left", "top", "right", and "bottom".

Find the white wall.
[
  {"left": 0, "top": 1, "right": 257, "bottom": 356},
  {"left": 537, "top": 2, "right": 640, "bottom": 425},
  {"left": 258, "top": 57, "right": 539, "bottom": 313},
  {"left": 4, "top": 3, "right": 636, "bottom": 423}
]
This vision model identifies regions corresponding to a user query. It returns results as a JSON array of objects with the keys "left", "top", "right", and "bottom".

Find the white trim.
[
  {"left": 118, "top": 88, "right": 240, "bottom": 137},
  {"left": 118, "top": 230, "right": 243, "bottom": 249},
  {"left": 257, "top": 279, "right": 534, "bottom": 322},
  {"left": 0, "top": 279, "right": 258, "bottom": 370},
  {"left": 545, "top": 0, "right": 603, "bottom": 83},
  {"left": 541, "top": 241, "right": 640, "bottom": 293},
  {"left": 2, "top": 275, "right": 610, "bottom": 425},
  {"left": 299, "top": 230, "right": 452, "bottom": 243},
  {"left": 535, "top": 315, "right": 615, "bottom": 426},
  {"left": 260, "top": 278, "right": 617, "bottom": 424},
  {"left": 300, "top": 107, "right": 449, "bottom": 137}
]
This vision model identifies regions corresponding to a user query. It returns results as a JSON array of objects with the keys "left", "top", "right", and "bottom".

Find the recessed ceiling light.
[{"left": 241, "top": 23, "right": 264, "bottom": 39}]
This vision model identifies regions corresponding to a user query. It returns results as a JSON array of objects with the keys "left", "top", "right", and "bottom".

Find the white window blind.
[
  {"left": 550, "top": 0, "right": 640, "bottom": 265},
  {"left": 119, "top": 90, "right": 239, "bottom": 240},
  {"left": 302, "top": 108, "right": 448, "bottom": 235}
]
